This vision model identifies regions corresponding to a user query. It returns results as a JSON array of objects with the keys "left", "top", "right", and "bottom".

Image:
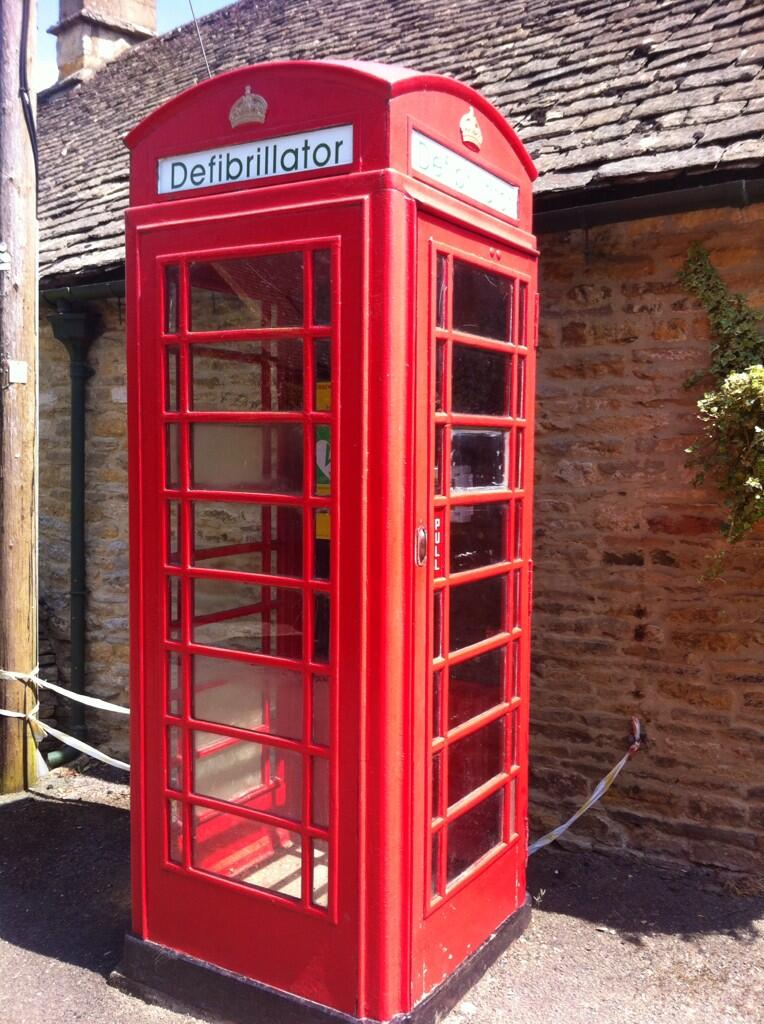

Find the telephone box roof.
[{"left": 125, "top": 58, "right": 537, "bottom": 182}]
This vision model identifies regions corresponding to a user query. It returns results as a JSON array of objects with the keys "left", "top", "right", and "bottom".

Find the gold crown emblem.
[
  {"left": 229, "top": 86, "right": 268, "bottom": 128},
  {"left": 459, "top": 106, "right": 483, "bottom": 150}
]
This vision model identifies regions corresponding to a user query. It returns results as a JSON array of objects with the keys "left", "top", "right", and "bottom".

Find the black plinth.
[{"left": 110, "top": 896, "right": 531, "bottom": 1024}]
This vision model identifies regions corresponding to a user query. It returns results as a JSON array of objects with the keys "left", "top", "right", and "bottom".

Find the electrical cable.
[
  {"left": 188, "top": 0, "right": 213, "bottom": 80},
  {"left": 19, "top": 0, "right": 39, "bottom": 208}
]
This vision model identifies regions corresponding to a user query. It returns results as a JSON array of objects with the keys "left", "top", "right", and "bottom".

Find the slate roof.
[{"left": 38, "top": 0, "right": 764, "bottom": 284}]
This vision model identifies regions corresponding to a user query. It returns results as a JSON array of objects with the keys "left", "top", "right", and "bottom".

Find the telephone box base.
[{"left": 111, "top": 897, "right": 531, "bottom": 1024}]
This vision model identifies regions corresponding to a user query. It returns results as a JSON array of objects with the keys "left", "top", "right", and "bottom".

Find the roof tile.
[
  {"left": 631, "top": 87, "right": 722, "bottom": 118},
  {"left": 37, "top": 0, "right": 764, "bottom": 282},
  {"left": 683, "top": 101, "right": 748, "bottom": 125},
  {"left": 722, "top": 137, "right": 764, "bottom": 161},
  {"left": 594, "top": 146, "right": 724, "bottom": 181},
  {"left": 680, "top": 64, "right": 760, "bottom": 89},
  {"left": 702, "top": 112, "right": 764, "bottom": 143}
]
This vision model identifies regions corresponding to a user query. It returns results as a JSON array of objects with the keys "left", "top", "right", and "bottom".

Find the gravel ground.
[{"left": 0, "top": 764, "right": 762, "bottom": 1024}]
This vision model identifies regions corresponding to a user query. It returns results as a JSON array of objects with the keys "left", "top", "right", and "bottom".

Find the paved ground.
[{"left": 0, "top": 764, "right": 762, "bottom": 1024}]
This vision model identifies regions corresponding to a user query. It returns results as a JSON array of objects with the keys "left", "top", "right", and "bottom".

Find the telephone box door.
[
  {"left": 412, "top": 213, "right": 536, "bottom": 997},
  {"left": 130, "top": 202, "right": 364, "bottom": 1012}
]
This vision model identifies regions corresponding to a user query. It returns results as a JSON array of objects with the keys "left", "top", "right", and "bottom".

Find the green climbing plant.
[{"left": 678, "top": 243, "right": 764, "bottom": 545}]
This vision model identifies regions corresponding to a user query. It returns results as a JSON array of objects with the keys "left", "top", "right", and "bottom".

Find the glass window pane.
[
  {"left": 193, "top": 579, "right": 303, "bottom": 659},
  {"left": 193, "top": 730, "right": 302, "bottom": 823},
  {"left": 509, "top": 709, "right": 519, "bottom": 768},
  {"left": 511, "top": 640, "right": 521, "bottom": 700},
  {"left": 167, "top": 651, "right": 183, "bottom": 717},
  {"left": 312, "top": 250, "right": 331, "bottom": 326},
  {"left": 452, "top": 345, "right": 509, "bottom": 416},
  {"left": 453, "top": 260, "right": 511, "bottom": 341},
  {"left": 313, "top": 593, "right": 330, "bottom": 663},
  {"left": 167, "top": 576, "right": 182, "bottom": 641},
  {"left": 513, "top": 500, "right": 523, "bottom": 560},
  {"left": 192, "top": 805, "right": 302, "bottom": 899},
  {"left": 165, "top": 346, "right": 179, "bottom": 411},
  {"left": 446, "top": 789, "right": 503, "bottom": 884},
  {"left": 164, "top": 265, "right": 179, "bottom": 334},
  {"left": 314, "top": 338, "right": 331, "bottom": 411},
  {"left": 431, "top": 829, "right": 442, "bottom": 897},
  {"left": 189, "top": 253, "right": 303, "bottom": 331},
  {"left": 434, "top": 427, "right": 445, "bottom": 496},
  {"left": 168, "top": 799, "right": 183, "bottom": 864},
  {"left": 192, "top": 654, "right": 302, "bottom": 740},
  {"left": 450, "top": 502, "right": 507, "bottom": 574},
  {"left": 436, "top": 253, "right": 448, "bottom": 329},
  {"left": 313, "top": 509, "right": 330, "bottom": 581},
  {"left": 449, "top": 575, "right": 506, "bottom": 652},
  {"left": 514, "top": 428, "right": 525, "bottom": 490},
  {"left": 167, "top": 501, "right": 181, "bottom": 566},
  {"left": 432, "top": 751, "right": 442, "bottom": 819},
  {"left": 451, "top": 429, "right": 508, "bottom": 492},
  {"left": 518, "top": 282, "right": 528, "bottom": 346},
  {"left": 433, "top": 589, "right": 443, "bottom": 657},
  {"left": 432, "top": 669, "right": 443, "bottom": 738},
  {"left": 435, "top": 340, "right": 445, "bottom": 411},
  {"left": 312, "top": 838, "right": 329, "bottom": 908},
  {"left": 516, "top": 354, "right": 527, "bottom": 419},
  {"left": 166, "top": 423, "right": 180, "bottom": 489},
  {"left": 513, "top": 569, "right": 522, "bottom": 629},
  {"left": 192, "top": 501, "right": 302, "bottom": 576},
  {"left": 448, "top": 718, "right": 505, "bottom": 807},
  {"left": 190, "top": 339, "right": 302, "bottom": 412},
  {"left": 167, "top": 726, "right": 183, "bottom": 792},
  {"left": 312, "top": 675, "right": 330, "bottom": 746},
  {"left": 312, "top": 756, "right": 330, "bottom": 828},
  {"left": 314, "top": 426, "right": 331, "bottom": 497},
  {"left": 191, "top": 423, "right": 303, "bottom": 495},
  {"left": 448, "top": 648, "right": 505, "bottom": 729}
]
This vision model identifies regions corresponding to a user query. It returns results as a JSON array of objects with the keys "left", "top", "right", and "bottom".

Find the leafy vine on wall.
[{"left": 678, "top": 243, "right": 764, "bottom": 545}]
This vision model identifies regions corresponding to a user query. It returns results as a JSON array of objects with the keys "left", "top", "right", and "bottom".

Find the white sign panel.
[
  {"left": 157, "top": 124, "right": 354, "bottom": 195},
  {"left": 411, "top": 130, "right": 519, "bottom": 220}
]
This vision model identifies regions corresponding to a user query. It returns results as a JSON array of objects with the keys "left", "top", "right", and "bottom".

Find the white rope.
[
  {"left": 35, "top": 720, "right": 130, "bottom": 772},
  {"left": 528, "top": 752, "right": 630, "bottom": 855},
  {"left": 0, "top": 698, "right": 40, "bottom": 722},
  {"left": 0, "top": 667, "right": 130, "bottom": 715},
  {"left": 528, "top": 717, "right": 642, "bottom": 855},
  {"left": 31, "top": 674, "right": 129, "bottom": 714},
  {"left": 0, "top": 666, "right": 130, "bottom": 772},
  {"left": 0, "top": 682, "right": 48, "bottom": 777}
]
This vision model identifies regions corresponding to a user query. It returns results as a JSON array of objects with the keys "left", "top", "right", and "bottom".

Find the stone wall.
[
  {"left": 37, "top": 202, "right": 764, "bottom": 874},
  {"left": 532, "top": 202, "right": 764, "bottom": 876}
]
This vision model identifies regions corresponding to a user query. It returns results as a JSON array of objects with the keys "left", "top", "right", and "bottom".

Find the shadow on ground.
[
  {"left": 0, "top": 783, "right": 131, "bottom": 975},
  {"left": 1, "top": 767, "right": 762, "bottom": 978},
  {"left": 528, "top": 845, "right": 764, "bottom": 947}
]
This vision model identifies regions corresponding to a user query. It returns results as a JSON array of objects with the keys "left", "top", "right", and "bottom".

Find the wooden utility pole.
[{"left": 0, "top": 0, "right": 39, "bottom": 792}]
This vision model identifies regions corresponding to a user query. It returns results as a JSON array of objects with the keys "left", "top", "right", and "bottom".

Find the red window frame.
[
  {"left": 411, "top": 212, "right": 536, "bottom": 998},
  {"left": 426, "top": 240, "right": 530, "bottom": 908},
  {"left": 157, "top": 236, "right": 338, "bottom": 914}
]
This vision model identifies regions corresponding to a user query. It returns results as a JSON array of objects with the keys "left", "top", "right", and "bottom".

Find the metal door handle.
[{"left": 415, "top": 526, "right": 427, "bottom": 566}]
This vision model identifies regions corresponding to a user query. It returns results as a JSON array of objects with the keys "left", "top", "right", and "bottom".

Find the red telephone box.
[{"left": 121, "top": 59, "right": 538, "bottom": 1024}]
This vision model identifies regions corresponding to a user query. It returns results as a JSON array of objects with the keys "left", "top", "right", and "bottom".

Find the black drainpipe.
[{"left": 42, "top": 285, "right": 121, "bottom": 766}]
